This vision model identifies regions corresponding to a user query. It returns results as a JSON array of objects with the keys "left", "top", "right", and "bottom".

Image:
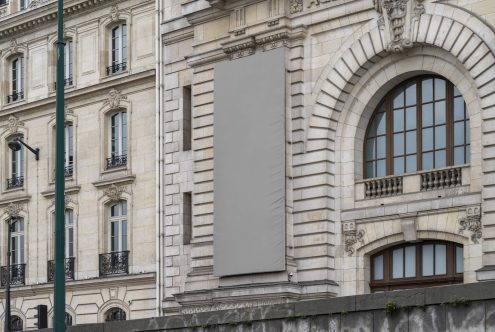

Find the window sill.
[
  {"left": 102, "top": 70, "right": 128, "bottom": 81},
  {"left": 355, "top": 165, "right": 470, "bottom": 201},
  {"left": 3, "top": 99, "right": 26, "bottom": 108}
]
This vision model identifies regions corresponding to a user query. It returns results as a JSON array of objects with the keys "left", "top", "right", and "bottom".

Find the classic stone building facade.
[
  {"left": 159, "top": 0, "right": 495, "bottom": 316},
  {"left": 0, "top": 0, "right": 157, "bottom": 329}
]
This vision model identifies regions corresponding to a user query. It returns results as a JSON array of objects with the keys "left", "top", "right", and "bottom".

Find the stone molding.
[
  {"left": 7, "top": 114, "right": 23, "bottom": 134},
  {"left": 343, "top": 221, "right": 365, "bottom": 256},
  {"left": 374, "top": 0, "right": 425, "bottom": 52},
  {"left": 459, "top": 205, "right": 482, "bottom": 243},
  {"left": 3, "top": 202, "right": 24, "bottom": 218},
  {"left": 104, "top": 89, "right": 128, "bottom": 110},
  {"left": 104, "top": 184, "right": 128, "bottom": 202}
]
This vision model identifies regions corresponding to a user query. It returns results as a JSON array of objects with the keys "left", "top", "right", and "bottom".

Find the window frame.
[
  {"left": 64, "top": 122, "right": 74, "bottom": 175},
  {"left": 12, "top": 56, "right": 24, "bottom": 96},
  {"left": 110, "top": 24, "right": 127, "bottom": 67},
  {"left": 108, "top": 201, "right": 127, "bottom": 253},
  {"left": 105, "top": 307, "right": 126, "bottom": 322},
  {"left": 370, "top": 241, "right": 463, "bottom": 292},
  {"left": 110, "top": 111, "right": 127, "bottom": 159},
  {"left": 364, "top": 75, "right": 470, "bottom": 179},
  {"left": 10, "top": 218, "right": 25, "bottom": 265},
  {"left": 64, "top": 39, "right": 74, "bottom": 85}
]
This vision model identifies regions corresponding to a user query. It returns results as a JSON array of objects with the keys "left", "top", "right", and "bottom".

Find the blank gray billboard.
[{"left": 213, "top": 48, "right": 286, "bottom": 277}]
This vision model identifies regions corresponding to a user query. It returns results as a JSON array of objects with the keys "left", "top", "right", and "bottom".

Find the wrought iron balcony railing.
[
  {"left": 54, "top": 76, "right": 73, "bottom": 89},
  {"left": 99, "top": 251, "right": 129, "bottom": 277},
  {"left": 65, "top": 164, "right": 73, "bottom": 177},
  {"left": 1, "top": 264, "right": 26, "bottom": 287},
  {"left": 47, "top": 257, "right": 75, "bottom": 282},
  {"left": 106, "top": 62, "right": 127, "bottom": 75},
  {"left": 7, "top": 176, "right": 23, "bottom": 189},
  {"left": 106, "top": 154, "right": 127, "bottom": 169},
  {"left": 7, "top": 91, "right": 24, "bottom": 103}
]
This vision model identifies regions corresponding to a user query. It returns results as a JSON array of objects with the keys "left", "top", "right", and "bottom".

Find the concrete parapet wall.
[{"left": 40, "top": 281, "right": 495, "bottom": 331}]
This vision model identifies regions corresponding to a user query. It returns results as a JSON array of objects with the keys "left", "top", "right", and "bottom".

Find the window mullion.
[
  {"left": 417, "top": 78, "right": 422, "bottom": 171},
  {"left": 446, "top": 81, "right": 454, "bottom": 166},
  {"left": 386, "top": 95, "right": 393, "bottom": 176}
]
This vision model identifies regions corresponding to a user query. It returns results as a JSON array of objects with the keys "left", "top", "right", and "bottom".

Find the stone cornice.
[
  {"left": 0, "top": 69, "right": 155, "bottom": 120},
  {"left": 0, "top": 272, "right": 156, "bottom": 299},
  {"left": 40, "top": 184, "right": 81, "bottom": 198},
  {"left": 0, "top": 0, "right": 154, "bottom": 40}
]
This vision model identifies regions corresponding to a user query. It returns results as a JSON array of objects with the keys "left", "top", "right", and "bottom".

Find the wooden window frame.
[
  {"left": 364, "top": 75, "right": 470, "bottom": 179},
  {"left": 370, "top": 241, "right": 463, "bottom": 292}
]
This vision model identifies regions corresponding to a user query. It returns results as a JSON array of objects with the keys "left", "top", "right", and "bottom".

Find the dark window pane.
[
  {"left": 393, "top": 248, "right": 404, "bottom": 279},
  {"left": 435, "top": 125, "right": 446, "bottom": 149},
  {"left": 406, "top": 107, "right": 416, "bottom": 130},
  {"left": 435, "top": 244, "right": 447, "bottom": 275},
  {"left": 422, "top": 244, "right": 434, "bottom": 276},
  {"left": 393, "top": 109, "right": 404, "bottom": 132},
  {"left": 456, "top": 247, "right": 464, "bottom": 274},
  {"left": 466, "top": 120, "right": 470, "bottom": 144},
  {"left": 406, "top": 155, "right": 417, "bottom": 173},
  {"left": 454, "top": 147, "right": 465, "bottom": 165},
  {"left": 422, "top": 103, "right": 433, "bottom": 127},
  {"left": 435, "top": 149, "right": 446, "bottom": 168},
  {"left": 435, "top": 78, "right": 446, "bottom": 100},
  {"left": 377, "top": 136, "right": 386, "bottom": 159},
  {"left": 422, "top": 79, "right": 433, "bottom": 103},
  {"left": 466, "top": 145, "right": 471, "bottom": 163},
  {"left": 393, "top": 133, "right": 404, "bottom": 156},
  {"left": 366, "top": 139, "right": 376, "bottom": 161},
  {"left": 366, "top": 162, "right": 375, "bottom": 178},
  {"left": 454, "top": 122, "right": 465, "bottom": 146},
  {"left": 406, "top": 131, "right": 416, "bottom": 154},
  {"left": 405, "top": 83, "right": 416, "bottom": 106},
  {"left": 405, "top": 246, "right": 416, "bottom": 278},
  {"left": 423, "top": 152, "right": 433, "bottom": 170},
  {"left": 377, "top": 160, "right": 386, "bottom": 177},
  {"left": 393, "top": 90, "right": 404, "bottom": 109},
  {"left": 435, "top": 101, "right": 446, "bottom": 125},
  {"left": 394, "top": 157, "right": 404, "bottom": 175},
  {"left": 374, "top": 255, "right": 384, "bottom": 280},
  {"left": 422, "top": 128, "right": 433, "bottom": 151},
  {"left": 454, "top": 97, "right": 465, "bottom": 121},
  {"left": 376, "top": 112, "right": 386, "bottom": 136}
]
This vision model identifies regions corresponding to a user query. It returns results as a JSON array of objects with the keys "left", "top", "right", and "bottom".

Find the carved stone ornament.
[
  {"left": 224, "top": 39, "right": 256, "bottom": 60},
  {"left": 343, "top": 221, "right": 365, "bottom": 256},
  {"left": 104, "top": 184, "right": 126, "bottom": 202},
  {"left": 10, "top": 38, "right": 18, "bottom": 54},
  {"left": 459, "top": 206, "right": 482, "bottom": 243},
  {"left": 290, "top": 0, "right": 303, "bottom": 13},
  {"left": 7, "top": 115, "right": 23, "bottom": 134},
  {"left": 4, "top": 203, "right": 23, "bottom": 218},
  {"left": 374, "top": 0, "right": 425, "bottom": 52},
  {"left": 51, "top": 195, "right": 75, "bottom": 207},
  {"left": 104, "top": 89, "right": 127, "bottom": 110},
  {"left": 110, "top": 5, "right": 120, "bottom": 22}
]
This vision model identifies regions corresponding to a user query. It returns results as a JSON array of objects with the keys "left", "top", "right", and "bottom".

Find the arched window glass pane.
[
  {"left": 364, "top": 76, "right": 470, "bottom": 178},
  {"left": 65, "top": 312, "right": 73, "bottom": 326},
  {"left": 105, "top": 308, "right": 126, "bottom": 322},
  {"left": 11, "top": 316, "right": 23, "bottom": 332}
]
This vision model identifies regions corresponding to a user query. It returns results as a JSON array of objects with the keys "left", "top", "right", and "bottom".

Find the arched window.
[
  {"left": 370, "top": 241, "right": 463, "bottom": 292},
  {"left": 108, "top": 24, "right": 127, "bottom": 74},
  {"left": 9, "top": 56, "right": 24, "bottom": 103},
  {"left": 364, "top": 76, "right": 470, "bottom": 178},
  {"left": 65, "top": 312, "right": 73, "bottom": 326},
  {"left": 11, "top": 315, "right": 23, "bottom": 331},
  {"left": 105, "top": 307, "right": 126, "bottom": 322}
]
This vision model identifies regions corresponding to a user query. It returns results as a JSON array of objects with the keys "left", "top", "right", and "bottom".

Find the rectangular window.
[
  {"left": 65, "top": 124, "right": 74, "bottom": 175},
  {"left": 183, "top": 86, "right": 192, "bottom": 151},
  {"left": 10, "top": 219, "right": 24, "bottom": 265},
  {"left": 11, "top": 138, "right": 24, "bottom": 179},
  {"left": 64, "top": 40, "right": 74, "bottom": 85},
  {"left": 183, "top": 192, "right": 192, "bottom": 245}
]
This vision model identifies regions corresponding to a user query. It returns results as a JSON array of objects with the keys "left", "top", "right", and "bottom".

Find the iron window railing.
[
  {"left": 7, "top": 91, "right": 24, "bottom": 103},
  {"left": 54, "top": 76, "right": 73, "bottom": 89},
  {"left": 106, "top": 154, "right": 127, "bottom": 169},
  {"left": 7, "top": 176, "right": 23, "bottom": 189},
  {"left": 106, "top": 62, "right": 127, "bottom": 75},
  {"left": 65, "top": 165, "right": 73, "bottom": 177},
  {"left": 1, "top": 264, "right": 26, "bottom": 287},
  {"left": 99, "top": 251, "right": 129, "bottom": 277},
  {"left": 47, "top": 257, "right": 75, "bottom": 282}
]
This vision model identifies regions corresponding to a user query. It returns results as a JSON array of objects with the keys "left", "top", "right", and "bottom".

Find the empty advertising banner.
[{"left": 213, "top": 48, "right": 286, "bottom": 277}]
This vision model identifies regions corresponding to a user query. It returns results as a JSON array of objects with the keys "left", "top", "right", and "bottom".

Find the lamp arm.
[{"left": 16, "top": 138, "right": 40, "bottom": 160}]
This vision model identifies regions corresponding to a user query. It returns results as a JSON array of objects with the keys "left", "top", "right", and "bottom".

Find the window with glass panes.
[
  {"left": 12, "top": 57, "right": 24, "bottom": 95},
  {"left": 370, "top": 241, "right": 463, "bottom": 292},
  {"left": 364, "top": 76, "right": 470, "bottom": 178},
  {"left": 65, "top": 123, "right": 74, "bottom": 170},
  {"left": 11, "top": 136, "right": 24, "bottom": 179},
  {"left": 111, "top": 111, "right": 127, "bottom": 158},
  {"left": 109, "top": 201, "right": 127, "bottom": 252},
  {"left": 51, "top": 210, "right": 74, "bottom": 258},
  {"left": 10, "top": 218, "right": 24, "bottom": 265},
  {"left": 111, "top": 24, "right": 127, "bottom": 67},
  {"left": 64, "top": 40, "right": 74, "bottom": 84}
]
